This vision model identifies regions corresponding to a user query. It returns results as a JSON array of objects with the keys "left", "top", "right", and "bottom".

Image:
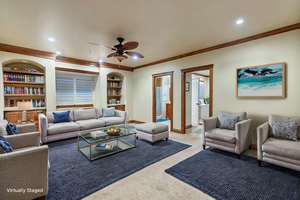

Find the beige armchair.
[
  {"left": 0, "top": 124, "right": 49, "bottom": 200},
  {"left": 202, "top": 111, "right": 252, "bottom": 159},
  {"left": 257, "top": 114, "right": 300, "bottom": 172}
]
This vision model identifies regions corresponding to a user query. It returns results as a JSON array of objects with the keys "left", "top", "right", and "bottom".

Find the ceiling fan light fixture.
[{"left": 114, "top": 54, "right": 127, "bottom": 62}]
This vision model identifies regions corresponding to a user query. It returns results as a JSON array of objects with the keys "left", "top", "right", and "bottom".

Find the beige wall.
[
  {"left": 133, "top": 30, "right": 300, "bottom": 143},
  {"left": 0, "top": 52, "right": 133, "bottom": 120}
]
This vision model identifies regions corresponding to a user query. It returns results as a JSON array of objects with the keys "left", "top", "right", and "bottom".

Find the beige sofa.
[
  {"left": 257, "top": 114, "right": 300, "bottom": 172},
  {"left": 39, "top": 108, "right": 127, "bottom": 144},
  {"left": 0, "top": 124, "right": 49, "bottom": 200},
  {"left": 202, "top": 111, "right": 252, "bottom": 159}
]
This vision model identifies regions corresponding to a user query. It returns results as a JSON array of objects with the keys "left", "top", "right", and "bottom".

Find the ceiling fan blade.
[
  {"left": 122, "top": 41, "right": 139, "bottom": 50},
  {"left": 125, "top": 51, "right": 144, "bottom": 58},
  {"left": 89, "top": 43, "right": 115, "bottom": 50},
  {"left": 107, "top": 52, "right": 117, "bottom": 58}
]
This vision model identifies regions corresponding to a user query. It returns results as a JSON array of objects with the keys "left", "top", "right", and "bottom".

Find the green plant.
[{"left": 204, "top": 97, "right": 209, "bottom": 104}]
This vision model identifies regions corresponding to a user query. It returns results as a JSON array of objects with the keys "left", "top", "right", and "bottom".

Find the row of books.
[
  {"left": 107, "top": 82, "right": 120, "bottom": 87},
  {"left": 3, "top": 73, "right": 44, "bottom": 83},
  {"left": 4, "top": 99, "right": 45, "bottom": 108},
  {"left": 107, "top": 90, "right": 120, "bottom": 95},
  {"left": 4, "top": 86, "right": 45, "bottom": 95}
]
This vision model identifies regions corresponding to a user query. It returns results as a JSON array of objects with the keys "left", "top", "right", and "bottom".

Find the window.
[
  {"left": 56, "top": 75, "right": 93, "bottom": 105},
  {"left": 199, "top": 82, "right": 204, "bottom": 99}
]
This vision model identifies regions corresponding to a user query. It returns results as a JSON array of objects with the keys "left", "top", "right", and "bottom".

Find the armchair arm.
[
  {"left": 257, "top": 122, "right": 269, "bottom": 160},
  {"left": 4, "top": 132, "right": 40, "bottom": 149},
  {"left": 39, "top": 114, "right": 48, "bottom": 144},
  {"left": 202, "top": 117, "right": 218, "bottom": 145},
  {"left": 0, "top": 145, "right": 48, "bottom": 199},
  {"left": 115, "top": 110, "right": 127, "bottom": 123},
  {"left": 17, "top": 123, "right": 36, "bottom": 134},
  {"left": 235, "top": 119, "right": 252, "bottom": 154}
]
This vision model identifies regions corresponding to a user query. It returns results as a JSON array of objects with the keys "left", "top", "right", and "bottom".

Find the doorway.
[
  {"left": 152, "top": 72, "right": 173, "bottom": 131},
  {"left": 181, "top": 64, "right": 214, "bottom": 134}
]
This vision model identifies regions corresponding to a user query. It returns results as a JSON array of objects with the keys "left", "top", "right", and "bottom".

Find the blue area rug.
[
  {"left": 47, "top": 136, "right": 190, "bottom": 200},
  {"left": 156, "top": 119, "right": 168, "bottom": 122},
  {"left": 165, "top": 148, "right": 300, "bottom": 200}
]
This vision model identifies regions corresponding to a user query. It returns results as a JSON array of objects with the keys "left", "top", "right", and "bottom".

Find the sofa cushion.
[
  {"left": 53, "top": 111, "right": 71, "bottom": 123},
  {"left": 272, "top": 121, "right": 298, "bottom": 141},
  {"left": 0, "top": 135, "right": 13, "bottom": 153},
  {"left": 48, "top": 122, "right": 80, "bottom": 135},
  {"left": 47, "top": 110, "right": 74, "bottom": 123},
  {"left": 269, "top": 114, "right": 300, "bottom": 139},
  {"left": 6, "top": 122, "right": 19, "bottom": 135},
  {"left": 73, "top": 109, "right": 96, "bottom": 121},
  {"left": 219, "top": 115, "right": 239, "bottom": 130},
  {"left": 103, "top": 107, "right": 115, "bottom": 117},
  {"left": 95, "top": 108, "right": 103, "bottom": 118},
  {"left": 100, "top": 117, "right": 124, "bottom": 126},
  {"left": 262, "top": 137, "right": 300, "bottom": 160},
  {"left": 0, "top": 120, "right": 9, "bottom": 136},
  {"left": 205, "top": 128, "right": 236, "bottom": 144},
  {"left": 136, "top": 123, "right": 168, "bottom": 134},
  {"left": 217, "top": 111, "right": 247, "bottom": 127},
  {"left": 75, "top": 119, "right": 105, "bottom": 130}
]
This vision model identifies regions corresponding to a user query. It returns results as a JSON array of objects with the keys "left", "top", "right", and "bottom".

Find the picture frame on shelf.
[{"left": 236, "top": 62, "right": 286, "bottom": 98}]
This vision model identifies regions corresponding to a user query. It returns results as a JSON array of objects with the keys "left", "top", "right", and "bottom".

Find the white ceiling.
[{"left": 0, "top": 0, "right": 299, "bottom": 67}]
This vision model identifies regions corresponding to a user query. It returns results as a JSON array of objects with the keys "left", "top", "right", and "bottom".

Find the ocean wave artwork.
[{"left": 237, "top": 63, "right": 285, "bottom": 97}]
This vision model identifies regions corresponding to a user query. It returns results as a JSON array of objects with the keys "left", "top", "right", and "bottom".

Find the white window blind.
[
  {"left": 56, "top": 77, "right": 74, "bottom": 105},
  {"left": 56, "top": 76, "right": 93, "bottom": 105},
  {"left": 199, "top": 82, "right": 204, "bottom": 99},
  {"left": 76, "top": 78, "right": 93, "bottom": 104}
]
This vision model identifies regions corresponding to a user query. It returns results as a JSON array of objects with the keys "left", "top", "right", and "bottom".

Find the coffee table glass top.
[{"left": 78, "top": 126, "right": 136, "bottom": 144}]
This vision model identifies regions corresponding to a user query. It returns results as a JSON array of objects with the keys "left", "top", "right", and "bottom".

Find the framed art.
[
  {"left": 236, "top": 62, "right": 285, "bottom": 98},
  {"left": 186, "top": 82, "right": 189, "bottom": 92}
]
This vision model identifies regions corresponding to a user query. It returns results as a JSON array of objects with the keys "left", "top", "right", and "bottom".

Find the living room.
[{"left": 1, "top": 0, "right": 300, "bottom": 200}]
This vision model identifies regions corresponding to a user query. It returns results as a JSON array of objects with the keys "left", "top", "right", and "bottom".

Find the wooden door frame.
[
  {"left": 152, "top": 71, "right": 174, "bottom": 131},
  {"left": 181, "top": 64, "right": 214, "bottom": 134}
]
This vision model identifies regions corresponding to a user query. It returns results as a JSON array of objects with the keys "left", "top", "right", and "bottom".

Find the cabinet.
[
  {"left": 166, "top": 103, "right": 171, "bottom": 119},
  {"left": 199, "top": 104, "right": 209, "bottom": 119}
]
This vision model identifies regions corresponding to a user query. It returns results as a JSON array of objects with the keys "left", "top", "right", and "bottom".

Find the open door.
[{"left": 192, "top": 78, "right": 199, "bottom": 126}]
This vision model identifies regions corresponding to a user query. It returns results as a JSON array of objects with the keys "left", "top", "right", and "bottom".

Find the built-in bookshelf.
[
  {"left": 3, "top": 67, "right": 46, "bottom": 109},
  {"left": 107, "top": 74, "right": 125, "bottom": 111}
]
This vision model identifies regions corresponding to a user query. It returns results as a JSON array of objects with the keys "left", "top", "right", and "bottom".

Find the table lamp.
[{"left": 17, "top": 102, "right": 33, "bottom": 123}]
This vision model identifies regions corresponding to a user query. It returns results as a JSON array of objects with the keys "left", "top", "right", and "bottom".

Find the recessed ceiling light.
[
  {"left": 48, "top": 38, "right": 54, "bottom": 42},
  {"left": 133, "top": 56, "right": 138, "bottom": 59},
  {"left": 56, "top": 52, "right": 61, "bottom": 55},
  {"left": 22, "top": 61, "right": 27, "bottom": 63},
  {"left": 99, "top": 60, "right": 103, "bottom": 63},
  {"left": 236, "top": 19, "right": 243, "bottom": 24}
]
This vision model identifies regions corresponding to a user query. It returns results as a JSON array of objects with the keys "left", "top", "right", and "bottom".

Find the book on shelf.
[
  {"left": 3, "top": 73, "right": 44, "bottom": 83},
  {"left": 4, "top": 86, "right": 44, "bottom": 95},
  {"left": 90, "top": 131, "right": 107, "bottom": 139},
  {"left": 94, "top": 143, "right": 113, "bottom": 151}
]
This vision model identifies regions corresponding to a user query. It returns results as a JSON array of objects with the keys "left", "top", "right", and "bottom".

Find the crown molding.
[
  {"left": 134, "top": 22, "right": 300, "bottom": 70},
  {"left": 0, "top": 43, "right": 57, "bottom": 60},
  {"left": 56, "top": 56, "right": 99, "bottom": 67},
  {"left": 100, "top": 62, "right": 134, "bottom": 72}
]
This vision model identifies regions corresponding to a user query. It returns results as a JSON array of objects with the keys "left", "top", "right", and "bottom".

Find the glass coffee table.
[{"left": 78, "top": 126, "right": 136, "bottom": 161}]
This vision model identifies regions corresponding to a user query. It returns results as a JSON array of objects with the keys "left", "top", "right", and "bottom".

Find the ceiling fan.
[{"left": 89, "top": 38, "right": 144, "bottom": 62}]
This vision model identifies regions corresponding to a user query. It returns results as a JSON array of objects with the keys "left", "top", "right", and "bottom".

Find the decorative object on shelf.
[
  {"left": 186, "top": 82, "right": 190, "bottom": 92},
  {"left": 89, "top": 37, "right": 144, "bottom": 62},
  {"left": 204, "top": 97, "right": 209, "bottom": 104},
  {"left": 90, "top": 131, "right": 107, "bottom": 139},
  {"left": 105, "top": 126, "right": 121, "bottom": 135},
  {"left": 236, "top": 62, "right": 286, "bottom": 98},
  {"left": 94, "top": 143, "right": 113, "bottom": 151},
  {"left": 17, "top": 101, "right": 33, "bottom": 123},
  {"left": 117, "top": 100, "right": 120, "bottom": 104}
]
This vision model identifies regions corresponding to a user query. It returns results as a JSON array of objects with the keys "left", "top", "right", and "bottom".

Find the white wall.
[
  {"left": 0, "top": 52, "right": 134, "bottom": 120},
  {"left": 133, "top": 30, "right": 300, "bottom": 142}
]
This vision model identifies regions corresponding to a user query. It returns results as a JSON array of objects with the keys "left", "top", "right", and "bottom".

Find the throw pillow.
[
  {"left": 0, "top": 135, "right": 13, "bottom": 154},
  {"left": 0, "top": 120, "right": 9, "bottom": 136},
  {"left": 272, "top": 121, "right": 298, "bottom": 141},
  {"left": 6, "top": 122, "right": 19, "bottom": 135},
  {"left": 102, "top": 107, "right": 115, "bottom": 117},
  {"left": 53, "top": 111, "right": 71, "bottom": 123},
  {"left": 219, "top": 114, "right": 239, "bottom": 130}
]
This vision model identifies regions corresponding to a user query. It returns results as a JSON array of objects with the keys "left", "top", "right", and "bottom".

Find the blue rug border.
[
  {"left": 47, "top": 138, "right": 191, "bottom": 200},
  {"left": 165, "top": 147, "right": 300, "bottom": 200}
]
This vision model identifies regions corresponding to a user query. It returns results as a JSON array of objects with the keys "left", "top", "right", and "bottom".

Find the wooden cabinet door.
[
  {"left": 115, "top": 105, "right": 125, "bottom": 111},
  {"left": 5, "top": 112, "right": 21, "bottom": 123},
  {"left": 166, "top": 104, "right": 171, "bottom": 119}
]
